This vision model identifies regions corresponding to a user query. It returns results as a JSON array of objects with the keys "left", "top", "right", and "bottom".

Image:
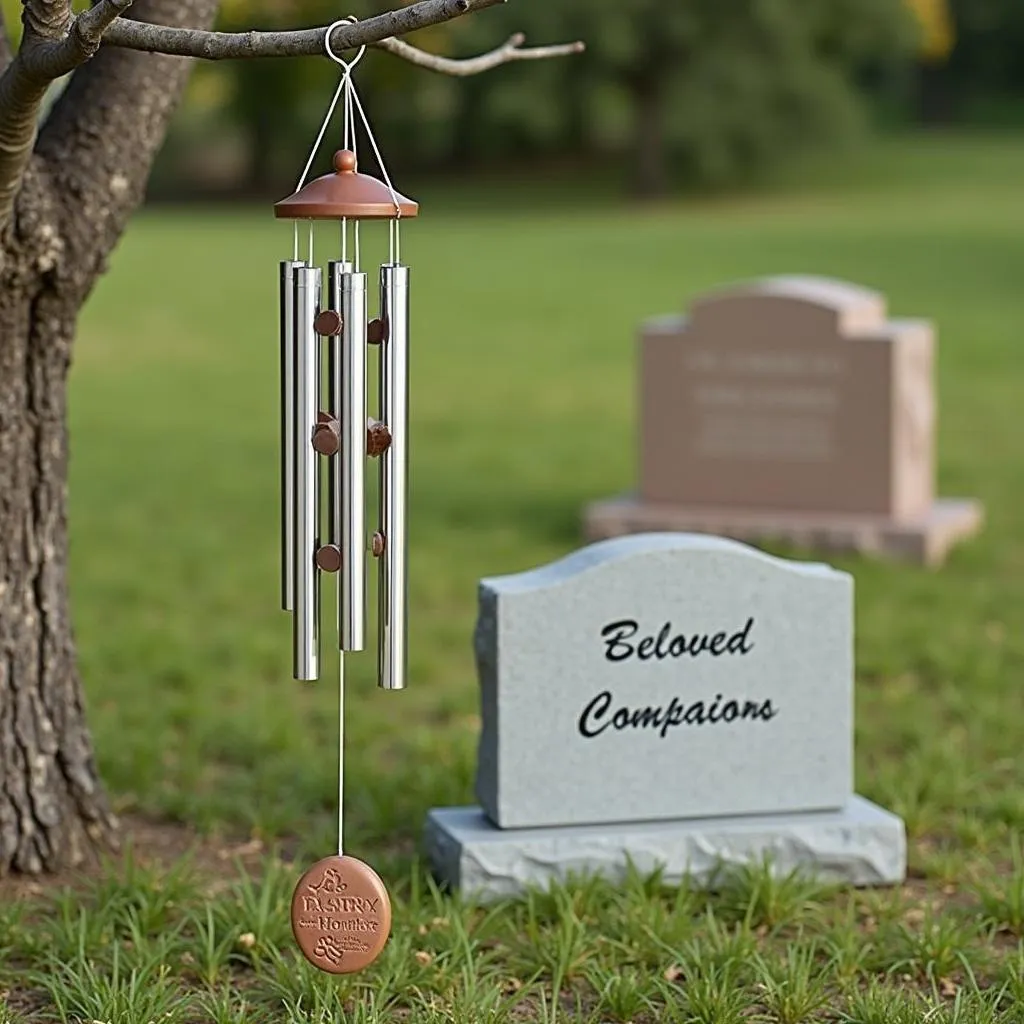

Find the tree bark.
[
  {"left": 0, "top": 171, "right": 118, "bottom": 874},
  {"left": 0, "top": 0, "right": 219, "bottom": 875}
]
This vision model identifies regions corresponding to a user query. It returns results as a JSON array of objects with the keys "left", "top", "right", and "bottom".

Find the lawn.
[{"left": 1, "top": 131, "right": 1023, "bottom": 1021}]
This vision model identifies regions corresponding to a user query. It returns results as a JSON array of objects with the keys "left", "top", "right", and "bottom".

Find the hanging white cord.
[
  {"left": 340, "top": 37, "right": 358, "bottom": 265},
  {"left": 347, "top": 85, "right": 403, "bottom": 262},
  {"left": 337, "top": 650, "right": 345, "bottom": 856},
  {"left": 294, "top": 21, "right": 365, "bottom": 194}
]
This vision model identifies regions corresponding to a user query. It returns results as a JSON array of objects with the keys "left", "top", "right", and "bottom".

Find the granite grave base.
[
  {"left": 583, "top": 495, "right": 983, "bottom": 568},
  {"left": 425, "top": 797, "right": 906, "bottom": 902}
]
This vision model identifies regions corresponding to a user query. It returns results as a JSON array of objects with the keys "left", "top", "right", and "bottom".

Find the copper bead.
[
  {"left": 315, "top": 310, "right": 343, "bottom": 337},
  {"left": 316, "top": 545, "right": 342, "bottom": 573},
  {"left": 367, "top": 318, "right": 387, "bottom": 345},
  {"left": 366, "top": 419, "right": 392, "bottom": 457},
  {"left": 312, "top": 416, "right": 341, "bottom": 456}
]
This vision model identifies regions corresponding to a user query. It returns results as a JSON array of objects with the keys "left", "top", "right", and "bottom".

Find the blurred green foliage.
[
  {"left": 496, "top": 0, "right": 919, "bottom": 193},
  {"left": 3, "top": 0, "right": 1023, "bottom": 193},
  {"left": 159, "top": 0, "right": 920, "bottom": 197}
]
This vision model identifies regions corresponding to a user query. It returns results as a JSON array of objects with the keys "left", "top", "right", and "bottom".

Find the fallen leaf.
[
  {"left": 939, "top": 977, "right": 957, "bottom": 998},
  {"left": 663, "top": 964, "right": 683, "bottom": 982},
  {"left": 414, "top": 950, "right": 433, "bottom": 966},
  {"left": 238, "top": 932, "right": 257, "bottom": 950}
]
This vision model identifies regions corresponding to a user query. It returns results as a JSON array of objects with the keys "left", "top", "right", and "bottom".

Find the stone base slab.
[
  {"left": 582, "top": 495, "right": 983, "bottom": 567},
  {"left": 425, "top": 796, "right": 906, "bottom": 901}
]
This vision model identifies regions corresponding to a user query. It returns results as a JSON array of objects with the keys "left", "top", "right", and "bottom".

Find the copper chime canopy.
[{"left": 274, "top": 150, "right": 419, "bottom": 221}]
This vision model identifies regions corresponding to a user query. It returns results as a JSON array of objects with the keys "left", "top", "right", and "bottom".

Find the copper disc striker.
[{"left": 290, "top": 855, "right": 392, "bottom": 973}]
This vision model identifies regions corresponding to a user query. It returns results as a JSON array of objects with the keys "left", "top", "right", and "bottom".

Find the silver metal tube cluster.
[{"left": 278, "top": 243, "right": 410, "bottom": 689}]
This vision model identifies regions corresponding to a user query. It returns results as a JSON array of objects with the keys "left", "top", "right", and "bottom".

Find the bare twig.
[
  {"left": 376, "top": 32, "right": 584, "bottom": 76},
  {"left": 101, "top": 0, "right": 505, "bottom": 60}
]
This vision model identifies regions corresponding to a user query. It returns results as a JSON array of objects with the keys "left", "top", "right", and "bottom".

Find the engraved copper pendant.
[{"left": 290, "top": 855, "right": 392, "bottom": 973}]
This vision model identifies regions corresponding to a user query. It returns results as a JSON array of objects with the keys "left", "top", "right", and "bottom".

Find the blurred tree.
[
  {"left": 535, "top": 0, "right": 919, "bottom": 195},
  {"left": 944, "top": 0, "right": 1024, "bottom": 118},
  {"left": 903, "top": 0, "right": 956, "bottom": 123},
  {"left": 214, "top": 0, "right": 340, "bottom": 191}
]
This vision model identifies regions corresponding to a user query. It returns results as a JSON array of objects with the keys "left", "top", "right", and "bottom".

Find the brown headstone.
[{"left": 584, "top": 276, "right": 983, "bottom": 566}]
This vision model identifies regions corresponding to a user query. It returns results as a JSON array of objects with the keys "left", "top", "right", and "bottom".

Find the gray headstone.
[{"left": 474, "top": 533, "right": 853, "bottom": 830}]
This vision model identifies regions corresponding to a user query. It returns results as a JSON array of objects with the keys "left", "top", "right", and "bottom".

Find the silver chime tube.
[
  {"left": 293, "top": 265, "right": 322, "bottom": 681},
  {"left": 279, "top": 259, "right": 305, "bottom": 611},
  {"left": 326, "top": 262, "right": 351, "bottom": 551},
  {"left": 337, "top": 263, "right": 367, "bottom": 651},
  {"left": 378, "top": 263, "right": 409, "bottom": 690}
]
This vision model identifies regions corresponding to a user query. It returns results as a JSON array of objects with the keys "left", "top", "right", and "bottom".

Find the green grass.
[{"left": 2, "top": 130, "right": 1023, "bottom": 1019}]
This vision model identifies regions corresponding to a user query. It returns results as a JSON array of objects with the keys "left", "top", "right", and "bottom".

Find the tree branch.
[
  {"left": 20, "top": 0, "right": 136, "bottom": 81},
  {"left": 376, "top": 32, "right": 584, "bottom": 76},
  {"left": 0, "top": 0, "right": 78, "bottom": 235},
  {"left": 100, "top": 0, "right": 505, "bottom": 60}
]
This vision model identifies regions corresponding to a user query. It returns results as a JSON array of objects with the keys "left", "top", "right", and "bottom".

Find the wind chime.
[{"left": 275, "top": 23, "right": 414, "bottom": 975}]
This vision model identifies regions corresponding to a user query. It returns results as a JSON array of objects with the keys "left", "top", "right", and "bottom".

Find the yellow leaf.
[{"left": 903, "top": 0, "right": 956, "bottom": 62}]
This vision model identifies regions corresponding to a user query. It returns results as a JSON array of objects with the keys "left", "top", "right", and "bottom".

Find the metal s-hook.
[{"left": 323, "top": 16, "right": 367, "bottom": 72}]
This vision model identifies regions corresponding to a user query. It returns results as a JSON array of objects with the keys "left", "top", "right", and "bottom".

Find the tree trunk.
[
  {"left": 0, "top": 222, "right": 117, "bottom": 873},
  {"left": 628, "top": 71, "right": 670, "bottom": 198},
  {"left": 916, "top": 62, "right": 955, "bottom": 124},
  {"left": 0, "top": 0, "right": 220, "bottom": 875}
]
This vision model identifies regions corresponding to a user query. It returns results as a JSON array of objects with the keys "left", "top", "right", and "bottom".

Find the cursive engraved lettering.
[
  {"left": 578, "top": 690, "right": 777, "bottom": 739},
  {"left": 601, "top": 618, "right": 754, "bottom": 662}
]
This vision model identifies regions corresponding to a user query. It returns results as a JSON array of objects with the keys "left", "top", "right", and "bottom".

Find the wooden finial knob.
[{"left": 333, "top": 150, "right": 357, "bottom": 174}]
